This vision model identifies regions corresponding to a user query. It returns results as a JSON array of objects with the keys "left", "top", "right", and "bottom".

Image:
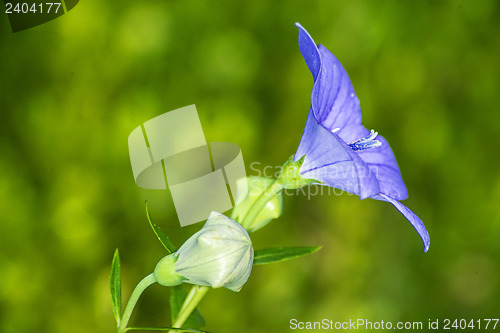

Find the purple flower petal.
[
  {"left": 312, "top": 45, "right": 364, "bottom": 144},
  {"left": 296, "top": 23, "right": 321, "bottom": 79},
  {"left": 296, "top": 23, "right": 363, "bottom": 143},
  {"left": 376, "top": 194, "right": 430, "bottom": 252},
  {"left": 357, "top": 135, "right": 408, "bottom": 200},
  {"left": 295, "top": 110, "right": 380, "bottom": 199}
]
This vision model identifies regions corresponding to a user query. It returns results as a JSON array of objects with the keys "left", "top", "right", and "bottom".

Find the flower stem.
[
  {"left": 118, "top": 273, "right": 157, "bottom": 333},
  {"left": 170, "top": 286, "right": 209, "bottom": 331},
  {"left": 240, "top": 179, "right": 284, "bottom": 230}
]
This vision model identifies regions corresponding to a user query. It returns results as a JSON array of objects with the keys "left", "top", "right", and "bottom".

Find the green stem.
[
  {"left": 118, "top": 273, "right": 157, "bottom": 333},
  {"left": 240, "top": 179, "right": 284, "bottom": 230},
  {"left": 170, "top": 286, "right": 209, "bottom": 331}
]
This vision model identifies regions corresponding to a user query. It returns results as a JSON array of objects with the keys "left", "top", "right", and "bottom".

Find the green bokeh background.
[{"left": 1, "top": 1, "right": 499, "bottom": 332}]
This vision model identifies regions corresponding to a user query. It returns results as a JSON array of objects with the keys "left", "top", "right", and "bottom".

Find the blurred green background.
[{"left": 1, "top": 0, "right": 499, "bottom": 332}]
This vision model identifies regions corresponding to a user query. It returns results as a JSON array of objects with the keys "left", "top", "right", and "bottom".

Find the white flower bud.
[{"left": 174, "top": 212, "right": 254, "bottom": 292}]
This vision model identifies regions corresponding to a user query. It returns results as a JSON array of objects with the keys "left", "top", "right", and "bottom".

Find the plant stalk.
[
  {"left": 118, "top": 273, "right": 157, "bottom": 333},
  {"left": 170, "top": 286, "right": 209, "bottom": 331}
]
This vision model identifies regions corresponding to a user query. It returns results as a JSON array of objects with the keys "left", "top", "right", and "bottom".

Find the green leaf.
[
  {"left": 253, "top": 246, "right": 322, "bottom": 265},
  {"left": 110, "top": 249, "right": 122, "bottom": 326},
  {"left": 145, "top": 201, "right": 176, "bottom": 253},
  {"left": 126, "top": 327, "right": 211, "bottom": 332},
  {"left": 170, "top": 286, "right": 205, "bottom": 329}
]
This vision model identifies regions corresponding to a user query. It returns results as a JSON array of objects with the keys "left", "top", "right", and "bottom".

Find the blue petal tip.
[{"left": 423, "top": 241, "right": 430, "bottom": 253}]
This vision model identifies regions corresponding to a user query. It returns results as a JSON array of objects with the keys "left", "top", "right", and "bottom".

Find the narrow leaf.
[
  {"left": 170, "top": 286, "right": 205, "bottom": 329},
  {"left": 145, "top": 201, "right": 176, "bottom": 253},
  {"left": 126, "top": 327, "right": 211, "bottom": 333},
  {"left": 253, "top": 246, "right": 322, "bottom": 265},
  {"left": 110, "top": 249, "right": 122, "bottom": 326}
]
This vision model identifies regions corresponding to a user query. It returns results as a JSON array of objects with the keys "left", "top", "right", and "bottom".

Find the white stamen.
[
  {"left": 367, "top": 129, "right": 378, "bottom": 141},
  {"left": 347, "top": 129, "right": 382, "bottom": 151},
  {"left": 331, "top": 128, "right": 340, "bottom": 133}
]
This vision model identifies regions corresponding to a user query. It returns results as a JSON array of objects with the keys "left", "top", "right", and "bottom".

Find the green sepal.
[
  {"left": 154, "top": 254, "right": 186, "bottom": 286},
  {"left": 253, "top": 246, "right": 322, "bottom": 265},
  {"left": 126, "top": 327, "right": 211, "bottom": 332},
  {"left": 146, "top": 201, "right": 177, "bottom": 253},
  {"left": 277, "top": 155, "right": 318, "bottom": 189},
  {"left": 170, "top": 286, "right": 205, "bottom": 329},
  {"left": 110, "top": 248, "right": 122, "bottom": 326},
  {"left": 231, "top": 176, "right": 283, "bottom": 232}
]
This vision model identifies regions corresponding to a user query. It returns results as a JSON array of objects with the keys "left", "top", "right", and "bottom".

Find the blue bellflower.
[{"left": 294, "top": 23, "right": 430, "bottom": 252}]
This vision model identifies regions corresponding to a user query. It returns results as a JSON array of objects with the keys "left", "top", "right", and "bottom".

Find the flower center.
[{"left": 347, "top": 130, "right": 382, "bottom": 151}]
